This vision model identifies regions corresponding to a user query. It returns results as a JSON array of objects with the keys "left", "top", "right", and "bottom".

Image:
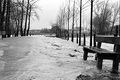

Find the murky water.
[{"left": 0, "top": 36, "right": 119, "bottom": 80}]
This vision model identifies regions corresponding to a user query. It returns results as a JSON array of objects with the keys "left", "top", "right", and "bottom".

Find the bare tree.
[
  {"left": 0, "top": 0, "right": 40, "bottom": 37},
  {"left": 0, "top": 0, "right": 39, "bottom": 38},
  {"left": 10, "top": 1, "right": 22, "bottom": 37},
  {"left": 24, "top": 0, "right": 30, "bottom": 36},
  {"left": 110, "top": 3, "right": 120, "bottom": 34},
  {"left": 93, "top": 0, "right": 112, "bottom": 35},
  {"left": 57, "top": 7, "right": 67, "bottom": 37},
  {"left": 20, "top": 0, "right": 24, "bottom": 36},
  {"left": 23, "top": 0, "right": 40, "bottom": 36},
  {"left": 79, "top": 0, "right": 82, "bottom": 45},
  {"left": 0, "top": 0, "right": 1, "bottom": 32},
  {"left": 0, "top": 0, "right": 7, "bottom": 38},
  {"left": 67, "top": 0, "right": 70, "bottom": 40},
  {"left": 5, "top": 0, "right": 11, "bottom": 37},
  {"left": 71, "top": 0, "right": 75, "bottom": 42},
  {"left": 27, "top": 5, "right": 32, "bottom": 36}
]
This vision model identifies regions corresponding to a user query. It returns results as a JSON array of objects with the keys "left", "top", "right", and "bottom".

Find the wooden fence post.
[
  {"left": 83, "top": 34, "right": 86, "bottom": 46},
  {"left": 76, "top": 33, "right": 78, "bottom": 44},
  {"left": 94, "top": 34, "right": 96, "bottom": 47}
]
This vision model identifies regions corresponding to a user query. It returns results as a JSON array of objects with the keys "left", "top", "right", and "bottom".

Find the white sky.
[
  {"left": 30, "top": 0, "right": 119, "bottom": 30},
  {"left": 30, "top": 0, "right": 65, "bottom": 30}
]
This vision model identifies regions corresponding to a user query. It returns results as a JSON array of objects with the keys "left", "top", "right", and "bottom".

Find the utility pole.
[
  {"left": 79, "top": 0, "right": 82, "bottom": 46},
  {"left": 90, "top": 0, "right": 93, "bottom": 46},
  {"left": 67, "top": 0, "right": 70, "bottom": 40},
  {"left": 71, "top": 0, "right": 75, "bottom": 42}
]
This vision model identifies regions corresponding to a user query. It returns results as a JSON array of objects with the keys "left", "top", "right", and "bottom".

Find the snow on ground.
[{"left": 0, "top": 35, "right": 120, "bottom": 80}]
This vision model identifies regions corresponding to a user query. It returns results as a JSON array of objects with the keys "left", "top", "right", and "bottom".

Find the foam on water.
[
  {"left": 0, "top": 50, "right": 5, "bottom": 72},
  {"left": 0, "top": 50, "right": 4, "bottom": 57},
  {"left": 0, "top": 43, "right": 8, "bottom": 47}
]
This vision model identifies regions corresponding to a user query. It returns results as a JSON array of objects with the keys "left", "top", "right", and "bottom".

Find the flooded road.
[
  {"left": 0, "top": 36, "right": 84, "bottom": 80},
  {"left": 0, "top": 36, "right": 119, "bottom": 80}
]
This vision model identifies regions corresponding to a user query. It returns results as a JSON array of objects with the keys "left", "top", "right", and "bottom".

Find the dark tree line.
[
  {"left": 93, "top": 0, "right": 120, "bottom": 35},
  {"left": 52, "top": 0, "right": 120, "bottom": 46},
  {"left": 0, "top": 0, "right": 39, "bottom": 38},
  {"left": 51, "top": 24, "right": 68, "bottom": 38}
]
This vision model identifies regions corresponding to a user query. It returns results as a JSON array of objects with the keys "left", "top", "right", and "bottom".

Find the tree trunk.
[
  {"left": 0, "top": 0, "right": 1, "bottom": 31},
  {"left": 5, "top": 0, "right": 11, "bottom": 37},
  {"left": 1, "top": 0, "right": 7, "bottom": 38},
  {"left": 16, "top": 8, "right": 20, "bottom": 37},
  {"left": 27, "top": 5, "right": 31, "bottom": 36},
  {"left": 71, "top": 0, "right": 75, "bottom": 42},
  {"left": 20, "top": 0, "right": 24, "bottom": 36},
  {"left": 79, "top": 0, "right": 82, "bottom": 46},
  {"left": 24, "top": 0, "right": 30, "bottom": 36},
  {"left": 90, "top": 0, "right": 93, "bottom": 46},
  {"left": 17, "top": 21, "right": 20, "bottom": 36},
  {"left": 15, "top": 18, "right": 20, "bottom": 37},
  {"left": 67, "top": 0, "right": 70, "bottom": 40}
]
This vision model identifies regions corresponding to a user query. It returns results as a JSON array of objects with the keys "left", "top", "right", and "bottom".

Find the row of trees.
[
  {"left": 52, "top": 0, "right": 120, "bottom": 44},
  {"left": 51, "top": 24, "right": 68, "bottom": 38},
  {"left": 93, "top": 0, "right": 120, "bottom": 35},
  {"left": 0, "top": 0, "right": 39, "bottom": 38}
]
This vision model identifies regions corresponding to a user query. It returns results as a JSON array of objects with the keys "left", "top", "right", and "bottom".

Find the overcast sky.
[
  {"left": 30, "top": 0, "right": 65, "bottom": 30},
  {"left": 30, "top": 0, "right": 119, "bottom": 30}
]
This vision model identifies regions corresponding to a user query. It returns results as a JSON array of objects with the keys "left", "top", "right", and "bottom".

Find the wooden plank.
[
  {"left": 95, "top": 35, "right": 120, "bottom": 45},
  {"left": 83, "top": 46, "right": 116, "bottom": 54},
  {"left": 97, "top": 54, "right": 103, "bottom": 70},
  {"left": 112, "top": 56, "right": 119, "bottom": 73}
]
